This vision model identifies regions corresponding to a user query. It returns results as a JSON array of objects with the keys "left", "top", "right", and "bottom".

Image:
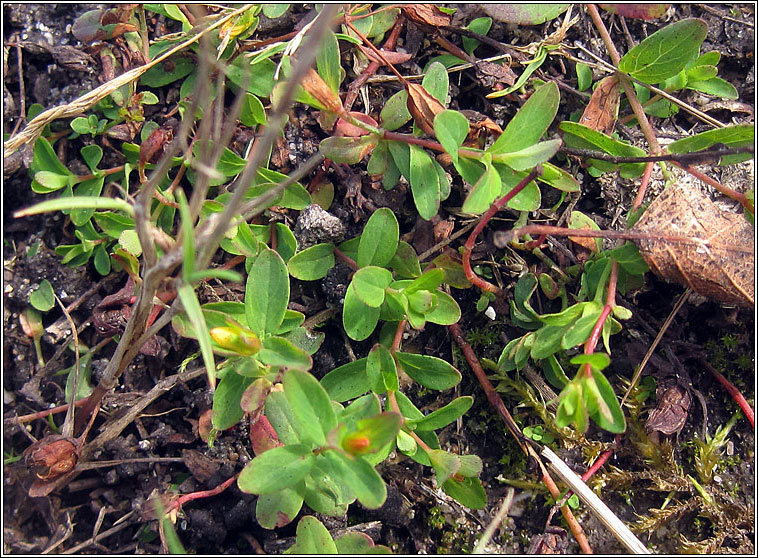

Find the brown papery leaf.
[
  {"left": 633, "top": 183, "right": 754, "bottom": 307},
  {"left": 579, "top": 75, "right": 620, "bottom": 135},
  {"left": 301, "top": 68, "right": 343, "bottom": 114},
  {"left": 357, "top": 44, "right": 412, "bottom": 66},
  {"left": 406, "top": 83, "right": 445, "bottom": 136},
  {"left": 401, "top": 4, "right": 451, "bottom": 29}
]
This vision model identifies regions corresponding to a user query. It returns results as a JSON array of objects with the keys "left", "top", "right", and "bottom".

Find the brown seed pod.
[{"left": 23, "top": 435, "right": 79, "bottom": 480}]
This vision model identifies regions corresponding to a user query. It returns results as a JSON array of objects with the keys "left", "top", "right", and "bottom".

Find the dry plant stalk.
[{"left": 3, "top": 5, "right": 251, "bottom": 159}]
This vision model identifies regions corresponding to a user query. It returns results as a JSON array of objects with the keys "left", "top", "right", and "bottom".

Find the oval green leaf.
[
  {"left": 357, "top": 208, "right": 399, "bottom": 268},
  {"left": 395, "top": 352, "right": 461, "bottom": 390},
  {"left": 238, "top": 444, "right": 315, "bottom": 494}
]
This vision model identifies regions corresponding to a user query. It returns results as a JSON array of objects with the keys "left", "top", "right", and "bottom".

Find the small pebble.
[{"left": 484, "top": 306, "right": 497, "bottom": 320}]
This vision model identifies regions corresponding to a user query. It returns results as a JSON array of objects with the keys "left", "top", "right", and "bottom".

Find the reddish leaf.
[
  {"left": 139, "top": 120, "right": 177, "bottom": 166},
  {"left": 335, "top": 112, "right": 378, "bottom": 137},
  {"left": 482, "top": 4, "right": 570, "bottom": 25},
  {"left": 633, "top": 183, "right": 754, "bottom": 307},
  {"left": 599, "top": 4, "right": 669, "bottom": 20},
  {"left": 357, "top": 44, "right": 412, "bottom": 66}
]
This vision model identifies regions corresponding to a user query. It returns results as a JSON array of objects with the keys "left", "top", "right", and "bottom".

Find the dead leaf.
[
  {"left": 405, "top": 82, "right": 445, "bottom": 136},
  {"left": 599, "top": 4, "right": 668, "bottom": 20},
  {"left": 633, "top": 183, "right": 754, "bottom": 307},
  {"left": 357, "top": 44, "right": 412, "bottom": 66},
  {"left": 401, "top": 4, "right": 452, "bottom": 29},
  {"left": 301, "top": 68, "right": 343, "bottom": 114},
  {"left": 181, "top": 449, "right": 221, "bottom": 483},
  {"left": 474, "top": 60, "right": 517, "bottom": 91},
  {"left": 579, "top": 75, "right": 620, "bottom": 135}
]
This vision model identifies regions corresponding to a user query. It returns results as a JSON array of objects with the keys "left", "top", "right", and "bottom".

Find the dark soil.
[{"left": 3, "top": 4, "right": 754, "bottom": 555}]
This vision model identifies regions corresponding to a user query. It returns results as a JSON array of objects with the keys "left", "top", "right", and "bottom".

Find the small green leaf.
[
  {"left": 570, "top": 352, "right": 611, "bottom": 370},
  {"left": 336, "top": 532, "right": 391, "bottom": 554},
  {"left": 258, "top": 336, "right": 312, "bottom": 371},
  {"left": 238, "top": 445, "right": 315, "bottom": 494},
  {"left": 352, "top": 266, "right": 393, "bottom": 308},
  {"left": 489, "top": 81, "right": 559, "bottom": 154},
  {"left": 343, "top": 282, "right": 381, "bottom": 341},
  {"left": 389, "top": 241, "right": 421, "bottom": 279},
  {"left": 665, "top": 124, "right": 753, "bottom": 165},
  {"left": 212, "top": 370, "right": 253, "bottom": 430},
  {"left": 246, "top": 248, "right": 290, "bottom": 337},
  {"left": 618, "top": 18, "right": 708, "bottom": 83},
  {"left": 395, "top": 352, "right": 461, "bottom": 390},
  {"left": 29, "top": 279, "right": 55, "bottom": 311},
  {"left": 240, "top": 92, "right": 266, "bottom": 126},
  {"left": 409, "top": 144, "right": 441, "bottom": 220},
  {"left": 406, "top": 396, "right": 473, "bottom": 431},
  {"left": 405, "top": 268, "right": 445, "bottom": 294},
  {"left": 462, "top": 17, "right": 492, "bottom": 55},
  {"left": 442, "top": 475, "right": 487, "bottom": 509},
  {"left": 462, "top": 161, "right": 501, "bottom": 214},
  {"left": 422, "top": 61, "right": 449, "bottom": 104},
  {"left": 560, "top": 121, "right": 647, "bottom": 177},
  {"left": 427, "top": 449, "right": 461, "bottom": 484},
  {"left": 281, "top": 369, "right": 336, "bottom": 448},
  {"left": 93, "top": 211, "right": 135, "bottom": 238},
  {"left": 178, "top": 284, "right": 217, "bottom": 389},
  {"left": 425, "top": 291, "right": 461, "bottom": 325},
  {"left": 141, "top": 54, "right": 195, "bottom": 87},
  {"left": 491, "top": 139, "right": 561, "bottom": 171},
  {"left": 561, "top": 307, "right": 602, "bottom": 349},
  {"left": 80, "top": 144, "right": 103, "bottom": 173},
  {"left": 483, "top": 4, "right": 569, "bottom": 25},
  {"left": 32, "top": 171, "right": 70, "bottom": 193},
  {"left": 321, "top": 358, "right": 371, "bottom": 402},
  {"left": 583, "top": 369, "right": 626, "bottom": 433},
  {"left": 433, "top": 110, "right": 469, "bottom": 166},
  {"left": 324, "top": 451, "right": 386, "bottom": 509},
  {"left": 357, "top": 208, "right": 399, "bottom": 268},
  {"left": 284, "top": 515, "right": 338, "bottom": 555},
  {"left": 341, "top": 412, "right": 401, "bottom": 456},
  {"left": 576, "top": 62, "right": 592, "bottom": 91},
  {"left": 379, "top": 90, "right": 411, "bottom": 131},
  {"left": 317, "top": 29, "right": 342, "bottom": 94},
  {"left": 366, "top": 344, "right": 398, "bottom": 393},
  {"left": 288, "top": 243, "right": 336, "bottom": 280},
  {"left": 256, "top": 487, "right": 304, "bottom": 530},
  {"left": 685, "top": 77, "right": 739, "bottom": 100}
]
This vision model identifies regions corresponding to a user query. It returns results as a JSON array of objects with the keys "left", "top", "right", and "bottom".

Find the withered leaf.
[
  {"left": 335, "top": 111, "right": 378, "bottom": 137},
  {"left": 474, "top": 60, "right": 517, "bottom": 91},
  {"left": 301, "top": 68, "right": 343, "bottom": 114},
  {"left": 357, "top": 44, "right": 412, "bottom": 66},
  {"left": 633, "top": 183, "right": 754, "bottom": 307},
  {"left": 645, "top": 384, "right": 691, "bottom": 444},
  {"left": 139, "top": 119, "right": 178, "bottom": 165},
  {"left": 401, "top": 4, "right": 452, "bottom": 29},
  {"left": 182, "top": 449, "right": 221, "bottom": 483},
  {"left": 406, "top": 82, "right": 445, "bottom": 136},
  {"left": 579, "top": 75, "right": 620, "bottom": 136}
]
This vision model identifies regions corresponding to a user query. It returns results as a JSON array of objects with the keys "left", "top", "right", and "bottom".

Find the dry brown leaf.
[
  {"left": 633, "top": 183, "right": 754, "bottom": 307},
  {"left": 301, "top": 68, "right": 344, "bottom": 114},
  {"left": 401, "top": 4, "right": 452, "bottom": 29},
  {"left": 405, "top": 82, "right": 445, "bottom": 136},
  {"left": 357, "top": 44, "right": 412, "bottom": 66},
  {"left": 579, "top": 75, "right": 620, "bottom": 135}
]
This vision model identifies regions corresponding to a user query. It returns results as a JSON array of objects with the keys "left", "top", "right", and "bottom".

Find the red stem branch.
[
  {"left": 462, "top": 169, "right": 541, "bottom": 294},
  {"left": 699, "top": 357, "right": 755, "bottom": 428}
]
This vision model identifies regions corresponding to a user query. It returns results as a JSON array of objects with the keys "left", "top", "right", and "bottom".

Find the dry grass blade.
[
  {"left": 632, "top": 183, "right": 754, "bottom": 307},
  {"left": 3, "top": 5, "right": 250, "bottom": 158}
]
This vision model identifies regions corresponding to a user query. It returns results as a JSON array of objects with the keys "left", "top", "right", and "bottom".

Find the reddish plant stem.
[
  {"left": 344, "top": 15, "right": 405, "bottom": 111},
  {"left": 631, "top": 161, "right": 655, "bottom": 213},
  {"left": 698, "top": 357, "right": 755, "bottom": 428},
  {"left": 674, "top": 162, "right": 754, "bottom": 214},
  {"left": 448, "top": 323, "right": 592, "bottom": 553},
  {"left": 75, "top": 164, "right": 126, "bottom": 183},
  {"left": 391, "top": 319, "right": 407, "bottom": 353},
  {"left": 333, "top": 247, "right": 358, "bottom": 270},
  {"left": 13, "top": 398, "right": 89, "bottom": 424},
  {"left": 580, "top": 261, "right": 618, "bottom": 379},
  {"left": 462, "top": 169, "right": 541, "bottom": 294},
  {"left": 171, "top": 473, "right": 239, "bottom": 510}
]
